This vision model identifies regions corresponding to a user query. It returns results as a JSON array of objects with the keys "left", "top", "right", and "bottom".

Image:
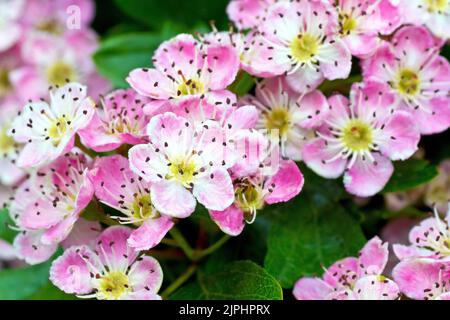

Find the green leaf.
[
  {"left": 113, "top": 0, "right": 230, "bottom": 30},
  {"left": 0, "top": 208, "right": 16, "bottom": 244},
  {"left": 93, "top": 32, "right": 168, "bottom": 88},
  {"left": 382, "top": 159, "right": 438, "bottom": 193},
  {"left": 26, "top": 282, "right": 77, "bottom": 300},
  {"left": 0, "top": 261, "right": 52, "bottom": 300},
  {"left": 171, "top": 261, "right": 283, "bottom": 300},
  {"left": 228, "top": 71, "right": 255, "bottom": 97},
  {"left": 264, "top": 165, "right": 366, "bottom": 288}
]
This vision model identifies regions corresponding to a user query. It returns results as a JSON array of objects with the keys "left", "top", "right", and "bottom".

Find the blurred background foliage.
[{"left": 0, "top": 0, "right": 449, "bottom": 300}]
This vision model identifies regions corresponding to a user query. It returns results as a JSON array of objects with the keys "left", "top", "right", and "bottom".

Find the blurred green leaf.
[
  {"left": 26, "top": 282, "right": 77, "bottom": 300},
  {"left": 228, "top": 71, "right": 255, "bottom": 97},
  {"left": 0, "top": 208, "right": 16, "bottom": 244},
  {"left": 264, "top": 165, "right": 366, "bottom": 288},
  {"left": 93, "top": 32, "right": 165, "bottom": 88},
  {"left": 382, "top": 159, "right": 438, "bottom": 193},
  {"left": 171, "top": 260, "right": 283, "bottom": 300},
  {"left": 113, "top": 0, "right": 230, "bottom": 30}
]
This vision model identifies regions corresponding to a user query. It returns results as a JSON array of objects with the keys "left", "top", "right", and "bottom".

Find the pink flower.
[
  {"left": 9, "top": 150, "right": 94, "bottom": 264},
  {"left": 245, "top": 1, "right": 351, "bottom": 92},
  {"left": 0, "top": 0, "right": 24, "bottom": 52},
  {"left": 363, "top": 26, "right": 450, "bottom": 135},
  {"left": 210, "top": 159, "right": 303, "bottom": 236},
  {"left": 398, "top": 0, "right": 450, "bottom": 40},
  {"left": 226, "top": 0, "right": 275, "bottom": 30},
  {"left": 330, "top": 0, "right": 401, "bottom": 57},
  {"left": 11, "top": 34, "right": 110, "bottom": 102},
  {"left": 393, "top": 205, "right": 450, "bottom": 261},
  {"left": 79, "top": 89, "right": 152, "bottom": 152},
  {"left": 294, "top": 237, "right": 400, "bottom": 300},
  {"left": 129, "top": 112, "right": 235, "bottom": 218},
  {"left": 9, "top": 82, "right": 96, "bottom": 168},
  {"left": 127, "top": 34, "right": 239, "bottom": 107},
  {"left": 50, "top": 226, "right": 163, "bottom": 300},
  {"left": 242, "top": 77, "right": 328, "bottom": 161},
  {"left": 90, "top": 155, "right": 174, "bottom": 251},
  {"left": 0, "top": 46, "right": 22, "bottom": 103},
  {"left": 302, "top": 82, "right": 421, "bottom": 197},
  {"left": 393, "top": 259, "right": 450, "bottom": 300}
]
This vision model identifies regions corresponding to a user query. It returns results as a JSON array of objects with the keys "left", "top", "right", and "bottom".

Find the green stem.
[
  {"left": 160, "top": 238, "right": 180, "bottom": 247},
  {"left": 161, "top": 264, "right": 198, "bottom": 299},
  {"left": 74, "top": 135, "right": 98, "bottom": 159},
  {"left": 169, "top": 227, "right": 195, "bottom": 260},
  {"left": 193, "top": 234, "right": 230, "bottom": 260}
]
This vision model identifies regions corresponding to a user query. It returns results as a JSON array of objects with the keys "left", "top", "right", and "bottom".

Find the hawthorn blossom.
[
  {"left": 50, "top": 226, "right": 163, "bottom": 300},
  {"left": 11, "top": 35, "right": 109, "bottom": 102},
  {"left": 0, "top": 100, "right": 25, "bottom": 186},
  {"left": 246, "top": 1, "right": 351, "bottom": 92},
  {"left": 393, "top": 205, "right": 450, "bottom": 261},
  {"left": 79, "top": 89, "right": 152, "bottom": 152},
  {"left": 393, "top": 259, "right": 450, "bottom": 300},
  {"left": 210, "top": 159, "right": 303, "bottom": 236},
  {"left": 90, "top": 155, "right": 174, "bottom": 251},
  {"left": 0, "top": 0, "right": 24, "bottom": 52},
  {"left": 363, "top": 26, "right": 450, "bottom": 135},
  {"left": 226, "top": 0, "right": 275, "bottom": 30},
  {"left": 129, "top": 112, "right": 235, "bottom": 218},
  {"left": 9, "top": 82, "right": 95, "bottom": 168},
  {"left": 294, "top": 237, "right": 400, "bottom": 300},
  {"left": 398, "top": 0, "right": 450, "bottom": 40},
  {"left": 242, "top": 77, "right": 328, "bottom": 161},
  {"left": 330, "top": 0, "right": 401, "bottom": 57},
  {"left": 127, "top": 34, "right": 239, "bottom": 108},
  {"left": 9, "top": 150, "right": 94, "bottom": 264},
  {"left": 302, "top": 82, "right": 421, "bottom": 197}
]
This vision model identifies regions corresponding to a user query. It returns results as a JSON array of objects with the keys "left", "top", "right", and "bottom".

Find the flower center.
[
  {"left": 397, "top": 69, "right": 420, "bottom": 96},
  {"left": 0, "top": 126, "right": 14, "bottom": 153},
  {"left": 341, "top": 120, "right": 374, "bottom": 152},
  {"left": 167, "top": 158, "right": 198, "bottom": 187},
  {"left": 264, "top": 107, "right": 292, "bottom": 137},
  {"left": 177, "top": 79, "right": 204, "bottom": 96},
  {"left": 131, "top": 194, "right": 154, "bottom": 225},
  {"left": 235, "top": 182, "right": 265, "bottom": 214},
  {"left": 98, "top": 271, "right": 130, "bottom": 300},
  {"left": 425, "top": 0, "right": 448, "bottom": 12},
  {"left": 35, "top": 19, "right": 62, "bottom": 35},
  {"left": 0, "top": 68, "right": 11, "bottom": 98},
  {"left": 47, "top": 117, "right": 71, "bottom": 146},
  {"left": 290, "top": 33, "right": 319, "bottom": 63},
  {"left": 339, "top": 13, "right": 358, "bottom": 35},
  {"left": 46, "top": 61, "right": 76, "bottom": 87}
]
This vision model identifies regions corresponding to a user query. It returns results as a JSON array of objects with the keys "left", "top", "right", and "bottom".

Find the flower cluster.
[{"left": 0, "top": 0, "right": 449, "bottom": 300}]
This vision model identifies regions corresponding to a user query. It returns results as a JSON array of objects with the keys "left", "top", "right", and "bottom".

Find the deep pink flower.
[
  {"left": 226, "top": 0, "right": 274, "bottom": 30},
  {"left": 9, "top": 150, "right": 94, "bottom": 264},
  {"left": 393, "top": 258, "right": 450, "bottom": 300},
  {"left": 302, "top": 82, "right": 420, "bottom": 197},
  {"left": 245, "top": 1, "right": 351, "bottom": 92},
  {"left": 127, "top": 34, "right": 239, "bottom": 108},
  {"left": 50, "top": 226, "right": 163, "bottom": 300},
  {"left": 90, "top": 155, "right": 174, "bottom": 251},
  {"left": 210, "top": 159, "right": 303, "bottom": 236},
  {"left": 393, "top": 205, "right": 450, "bottom": 261},
  {"left": 329, "top": 0, "right": 401, "bottom": 57},
  {"left": 294, "top": 237, "right": 400, "bottom": 300},
  {"left": 399, "top": 0, "right": 450, "bottom": 40},
  {"left": 129, "top": 112, "right": 235, "bottom": 218},
  {"left": 79, "top": 89, "right": 152, "bottom": 152},
  {"left": 242, "top": 77, "right": 328, "bottom": 161},
  {"left": 363, "top": 26, "right": 450, "bottom": 135},
  {"left": 9, "top": 82, "right": 95, "bottom": 168}
]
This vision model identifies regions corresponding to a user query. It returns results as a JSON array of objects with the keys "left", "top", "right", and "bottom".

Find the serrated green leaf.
[
  {"left": 382, "top": 159, "right": 438, "bottom": 193},
  {"left": 171, "top": 261, "right": 283, "bottom": 300},
  {"left": 264, "top": 165, "right": 366, "bottom": 288}
]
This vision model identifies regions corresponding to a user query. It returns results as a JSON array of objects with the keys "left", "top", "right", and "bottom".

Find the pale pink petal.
[
  {"left": 323, "top": 257, "right": 359, "bottom": 288},
  {"left": 358, "top": 237, "right": 389, "bottom": 276},
  {"left": 206, "top": 45, "right": 240, "bottom": 90},
  {"left": 127, "top": 216, "right": 174, "bottom": 251},
  {"left": 320, "top": 40, "right": 352, "bottom": 81},
  {"left": 302, "top": 138, "right": 347, "bottom": 179},
  {"left": 14, "top": 231, "right": 58, "bottom": 265},
  {"left": 352, "top": 275, "right": 400, "bottom": 300},
  {"left": 151, "top": 180, "right": 196, "bottom": 218},
  {"left": 264, "top": 160, "right": 304, "bottom": 204},
  {"left": 128, "top": 256, "right": 163, "bottom": 294},
  {"left": 95, "top": 226, "right": 136, "bottom": 270},
  {"left": 293, "top": 277, "right": 333, "bottom": 300},
  {"left": 343, "top": 155, "right": 394, "bottom": 197},
  {"left": 209, "top": 205, "right": 245, "bottom": 236},
  {"left": 126, "top": 68, "right": 174, "bottom": 99},
  {"left": 294, "top": 90, "right": 329, "bottom": 128},
  {"left": 193, "top": 169, "right": 234, "bottom": 211},
  {"left": 61, "top": 218, "right": 102, "bottom": 249}
]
